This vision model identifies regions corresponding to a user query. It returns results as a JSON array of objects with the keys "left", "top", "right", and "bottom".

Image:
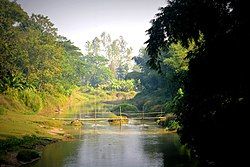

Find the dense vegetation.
[
  {"left": 0, "top": 1, "right": 137, "bottom": 164},
  {"left": 1, "top": 0, "right": 247, "bottom": 166},
  {"left": 126, "top": 42, "right": 193, "bottom": 131},
  {"left": 0, "top": 0, "right": 135, "bottom": 117},
  {"left": 146, "top": 0, "right": 248, "bottom": 166}
]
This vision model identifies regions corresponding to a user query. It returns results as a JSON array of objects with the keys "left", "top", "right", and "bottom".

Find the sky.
[{"left": 17, "top": 0, "right": 166, "bottom": 55}]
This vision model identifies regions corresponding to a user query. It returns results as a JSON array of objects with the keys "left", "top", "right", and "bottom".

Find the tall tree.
[
  {"left": 0, "top": 0, "right": 29, "bottom": 91},
  {"left": 85, "top": 33, "right": 134, "bottom": 78},
  {"left": 146, "top": 0, "right": 249, "bottom": 166},
  {"left": 0, "top": 0, "right": 87, "bottom": 94}
]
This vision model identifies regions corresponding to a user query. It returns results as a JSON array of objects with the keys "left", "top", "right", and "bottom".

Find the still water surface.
[{"left": 32, "top": 120, "right": 193, "bottom": 167}]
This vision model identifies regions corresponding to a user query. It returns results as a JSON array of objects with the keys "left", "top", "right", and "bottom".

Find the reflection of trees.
[
  {"left": 35, "top": 141, "right": 81, "bottom": 167},
  {"left": 141, "top": 134, "right": 194, "bottom": 167},
  {"left": 146, "top": 0, "right": 248, "bottom": 166}
]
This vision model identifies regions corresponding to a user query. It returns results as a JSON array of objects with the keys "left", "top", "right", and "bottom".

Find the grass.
[
  {"left": 0, "top": 90, "right": 68, "bottom": 139},
  {"left": 0, "top": 86, "right": 137, "bottom": 139},
  {"left": 0, "top": 113, "right": 64, "bottom": 139}
]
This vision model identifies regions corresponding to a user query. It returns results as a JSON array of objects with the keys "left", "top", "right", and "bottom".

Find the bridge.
[{"left": 53, "top": 111, "right": 166, "bottom": 122}]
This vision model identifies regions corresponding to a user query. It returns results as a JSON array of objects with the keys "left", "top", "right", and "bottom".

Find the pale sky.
[{"left": 17, "top": 0, "right": 166, "bottom": 55}]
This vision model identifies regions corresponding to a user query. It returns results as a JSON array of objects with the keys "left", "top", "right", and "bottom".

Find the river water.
[{"left": 32, "top": 119, "right": 196, "bottom": 167}]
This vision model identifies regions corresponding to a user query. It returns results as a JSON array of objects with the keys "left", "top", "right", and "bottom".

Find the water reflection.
[{"left": 32, "top": 120, "right": 195, "bottom": 167}]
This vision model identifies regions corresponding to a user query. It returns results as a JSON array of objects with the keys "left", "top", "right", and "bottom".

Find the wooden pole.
[
  {"left": 119, "top": 106, "right": 122, "bottom": 128},
  {"left": 142, "top": 109, "right": 144, "bottom": 120},
  {"left": 142, "top": 106, "right": 144, "bottom": 126},
  {"left": 94, "top": 94, "right": 96, "bottom": 126},
  {"left": 94, "top": 107, "right": 96, "bottom": 118}
]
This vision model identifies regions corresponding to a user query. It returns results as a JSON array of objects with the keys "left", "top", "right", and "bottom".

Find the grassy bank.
[
  {"left": 0, "top": 86, "right": 136, "bottom": 165},
  {"left": 0, "top": 87, "right": 72, "bottom": 139},
  {"left": 0, "top": 87, "right": 75, "bottom": 166},
  {"left": 0, "top": 86, "right": 136, "bottom": 138}
]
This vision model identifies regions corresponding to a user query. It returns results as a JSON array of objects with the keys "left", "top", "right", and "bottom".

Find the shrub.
[
  {"left": 166, "top": 120, "right": 180, "bottom": 131},
  {"left": 0, "top": 105, "right": 6, "bottom": 115},
  {"left": 19, "top": 89, "right": 43, "bottom": 113},
  {"left": 111, "top": 103, "right": 138, "bottom": 113},
  {"left": 3, "top": 88, "right": 42, "bottom": 113},
  {"left": 102, "top": 79, "right": 135, "bottom": 92},
  {"left": 4, "top": 87, "right": 20, "bottom": 101}
]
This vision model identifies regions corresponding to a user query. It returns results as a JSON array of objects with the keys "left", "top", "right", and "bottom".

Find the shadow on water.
[{"left": 31, "top": 119, "right": 197, "bottom": 167}]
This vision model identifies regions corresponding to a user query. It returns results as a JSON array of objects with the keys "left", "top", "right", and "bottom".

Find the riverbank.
[
  {"left": 0, "top": 87, "right": 136, "bottom": 166},
  {"left": 0, "top": 92, "right": 72, "bottom": 166},
  {"left": 0, "top": 135, "right": 60, "bottom": 166}
]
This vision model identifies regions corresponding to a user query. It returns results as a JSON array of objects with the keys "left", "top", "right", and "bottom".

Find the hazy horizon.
[{"left": 17, "top": 0, "right": 166, "bottom": 55}]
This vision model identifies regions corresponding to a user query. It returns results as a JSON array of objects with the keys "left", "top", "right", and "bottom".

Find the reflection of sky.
[
  {"left": 17, "top": 0, "right": 166, "bottom": 55},
  {"left": 75, "top": 134, "right": 164, "bottom": 167},
  {"left": 33, "top": 122, "right": 191, "bottom": 167}
]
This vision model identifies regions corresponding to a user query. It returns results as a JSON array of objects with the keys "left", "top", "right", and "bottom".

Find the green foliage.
[
  {"left": 130, "top": 88, "right": 167, "bottom": 112},
  {"left": 4, "top": 88, "right": 42, "bottom": 113},
  {"left": 128, "top": 45, "right": 188, "bottom": 113},
  {"left": 0, "top": 106, "right": 6, "bottom": 115},
  {"left": 166, "top": 120, "right": 180, "bottom": 131},
  {"left": 0, "top": 135, "right": 52, "bottom": 151},
  {"left": 1, "top": 0, "right": 136, "bottom": 100},
  {"left": 146, "top": 0, "right": 248, "bottom": 165},
  {"left": 85, "top": 32, "right": 133, "bottom": 79},
  {"left": 0, "top": 0, "right": 84, "bottom": 96},
  {"left": 164, "top": 88, "right": 184, "bottom": 113},
  {"left": 19, "top": 89, "right": 42, "bottom": 113},
  {"left": 130, "top": 48, "right": 166, "bottom": 91},
  {"left": 101, "top": 79, "right": 135, "bottom": 92},
  {"left": 0, "top": 73, "right": 32, "bottom": 93},
  {"left": 4, "top": 87, "right": 21, "bottom": 101},
  {"left": 81, "top": 55, "right": 114, "bottom": 86},
  {"left": 111, "top": 103, "right": 138, "bottom": 113}
]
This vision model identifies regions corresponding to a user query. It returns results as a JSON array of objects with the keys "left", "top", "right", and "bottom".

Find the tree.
[
  {"left": 58, "top": 36, "right": 84, "bottom": 86},
  {"left": 83, "top": 40, "right": 114, "bottom": 86},
  {"left": 0, "top": 0, "right": 87, "bottom": 94},
  {"left": 146, "top": 0, "right": 249, "bottom": 166},
  {"left": 85, "top": 33, "right": 134, "bottom": 78},
  {"left": 30, "top": 14, "right": 58, "bottom": 37},
  {"left": 0, "top": 0, "right": 29, "bottom": 91}
]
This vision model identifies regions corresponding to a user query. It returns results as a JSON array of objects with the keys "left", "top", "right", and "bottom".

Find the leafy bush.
[
  {"left": 0, "top": 106, "right": 6, "bottom": 115},
  {"left": 19, "top": 89, "right": 43, "bottom": 113},
  {"left": 3, "top": 88, "right": 42, "bottom": 113},
  {"left": 111, "top": 103, "right": 138, "bottom": 113},
  {"left": 0, "top": 135, "right": 54, "bottom": 151},
  {"left": 166, "top": 120, "right": 180, "bottom": 131},
  {"left": 164, "top": 88, "right": 184, "bottom": 113},
  {"left": 4, "top": 88, "right": 20, "bottom": 101},
  {"left": 0, "top": 73, "right": 32, "bottom": 93},
  {"left": 79, "top": 85, "right": 95, "bottom": 93},
  {"left": 102, "top": 79, "right": 135, "bottom": 92}
]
